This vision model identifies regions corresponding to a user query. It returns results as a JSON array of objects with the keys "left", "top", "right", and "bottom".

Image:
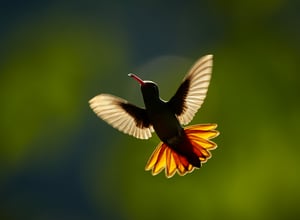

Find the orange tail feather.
[{"left": 145, "top": 123, "right": 219, "bottom": 178}]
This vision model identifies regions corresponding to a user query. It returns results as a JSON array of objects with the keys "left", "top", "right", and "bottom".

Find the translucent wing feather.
[
  {"left": 89, "top": 94, "right": 154, "bottom": 139},
  {"left": 168, "top": 54, "right": 213, "bottom": 125}
]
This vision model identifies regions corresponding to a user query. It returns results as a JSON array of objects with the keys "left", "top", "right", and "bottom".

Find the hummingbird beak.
[{"left": 128, "top": 73, "right": 145, "bottom": 85}]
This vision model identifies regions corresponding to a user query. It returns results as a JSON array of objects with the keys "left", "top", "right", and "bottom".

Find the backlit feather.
[
  {"left": 168, "top": 55, "right": 213, "bottom": 125},
  {"left": 89, "top": 94, "right": 154, "bottom": 139},
  {"left": 145, "top": 123, "right": 219, "bottom": 178}
]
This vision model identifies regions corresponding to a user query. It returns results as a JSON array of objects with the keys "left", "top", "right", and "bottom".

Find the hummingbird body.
[
  {"left": 89, "top": 55, "right": 219, "bottom": 178},
  {"left": 141, "top": 82, "right": 200, "bottom": 167},
  {"left": 142, "top": 84, "right": 182, "bottom": 142},
  {"left": 146, "top": 100, "right": 183, "bottom": 144}
]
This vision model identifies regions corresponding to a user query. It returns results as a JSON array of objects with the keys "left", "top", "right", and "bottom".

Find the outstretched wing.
[
  {"left": 167, "top": 54, "right": 213, "bottom": 125},
  {"left": 89, "top": 94, "right": 154, "bottom": 139}
]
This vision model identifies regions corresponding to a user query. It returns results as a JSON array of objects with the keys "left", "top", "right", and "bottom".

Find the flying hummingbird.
[{"left": 89, "top": 54, "right": 219, "bottom": 178}]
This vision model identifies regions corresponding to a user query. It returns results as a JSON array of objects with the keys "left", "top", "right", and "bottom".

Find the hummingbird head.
[{"left": 128, "top": 73, "right": 159, "bottom": 100}]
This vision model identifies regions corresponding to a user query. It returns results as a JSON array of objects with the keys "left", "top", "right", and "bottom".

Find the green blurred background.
[{"left": 1, "top": 0, "right": 300, "bottom": 219}]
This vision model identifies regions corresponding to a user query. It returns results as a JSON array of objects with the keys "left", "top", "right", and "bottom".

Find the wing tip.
[
  {"left": 206, "top": 54, "right": 213, "bottom": 59},
  {"left": 88, "top": 95, "right": 98, "bottom": 105},
  {"left": 89, "top": 94, "right": 108, "bottom": 106}
]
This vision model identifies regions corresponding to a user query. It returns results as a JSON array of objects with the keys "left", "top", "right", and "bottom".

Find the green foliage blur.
[{"left": 1, "top": 1, "right": 299, "bottom": 219}]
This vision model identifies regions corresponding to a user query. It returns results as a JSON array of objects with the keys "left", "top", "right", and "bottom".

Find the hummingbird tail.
[{"left": 145, "top": 124, "right": 219, "bottom": 178}]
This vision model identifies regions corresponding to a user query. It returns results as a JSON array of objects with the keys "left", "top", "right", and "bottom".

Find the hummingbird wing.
[
  {"left": 89, "top": 94, "right": 154, "bottom": 139},
  {"left": 167, "top": 54, "right": 213, "bottom": 125}
]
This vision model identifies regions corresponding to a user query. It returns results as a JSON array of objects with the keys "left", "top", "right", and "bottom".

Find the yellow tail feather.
[{"left": 145, "top": 124, "right": 219, "bottom": 178}]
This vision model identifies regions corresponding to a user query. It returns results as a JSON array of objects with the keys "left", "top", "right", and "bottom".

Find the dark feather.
[
  {"left": 119, "top": 102, "right": 152, "bottom": 128},
  {"left": 167, "top": 78, "right": 191, "bottom": 115}
]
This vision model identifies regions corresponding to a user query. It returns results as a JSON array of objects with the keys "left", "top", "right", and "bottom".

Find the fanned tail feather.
[{"left": 145, "top": 124, "right": 219, "bottom": 178}]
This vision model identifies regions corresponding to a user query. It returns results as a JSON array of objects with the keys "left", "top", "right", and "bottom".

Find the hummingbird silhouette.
[{"left": 89, "top": 54, "right": 219, "bottom": 178}]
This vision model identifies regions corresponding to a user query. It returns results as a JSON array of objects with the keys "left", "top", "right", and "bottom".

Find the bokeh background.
[{"left": 1, "top": 1, "right": 300, "bottom": 219}]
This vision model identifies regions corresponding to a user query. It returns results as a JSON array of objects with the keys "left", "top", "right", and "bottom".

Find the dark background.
[{"left": 1, "top": 1, "right": 300, "bottom": 219}]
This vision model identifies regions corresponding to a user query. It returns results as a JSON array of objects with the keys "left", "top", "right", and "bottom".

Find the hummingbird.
[{"left": 89, "top": 54, "right": 219, "bottom": 178}]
